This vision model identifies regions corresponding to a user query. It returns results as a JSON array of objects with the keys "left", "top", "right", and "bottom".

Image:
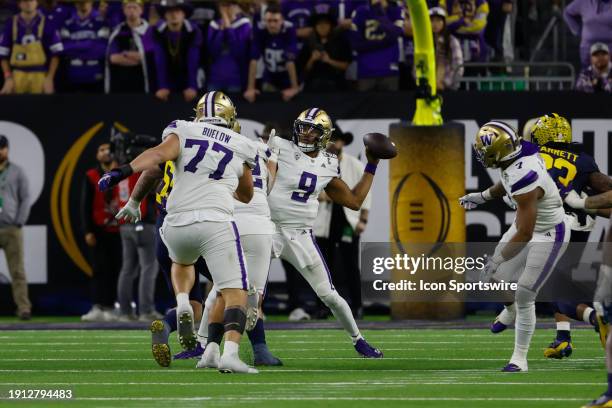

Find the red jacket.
[{"left": 84, "top": 167, "right": 120, "bottom": 233}]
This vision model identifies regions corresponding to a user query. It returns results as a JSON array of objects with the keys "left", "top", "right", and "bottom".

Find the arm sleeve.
[
  {"left": 186, "top": 25, "right": 202, "bottom": 89},
  {"left": 153, "top": 32, "right": 169, "bottom": 89},
  {"left": 563, "top": 0, "right": 582, "bottom": 36},
  {"left": 43, "top": 23, "right": 64, "bottom": 55},
  {"left": 80, "top": 174, "right": 95, "bottom": 234},
  {"left": 15, "top": 168, "right": 31, "bottom": 226},
  {"left": 0, "top": 22, "right": 12, "bottom": 58}
]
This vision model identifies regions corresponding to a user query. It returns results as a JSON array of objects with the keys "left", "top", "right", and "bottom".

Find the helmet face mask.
[{"left": 293, "top": 108, "right": 333, "bottom": 153}]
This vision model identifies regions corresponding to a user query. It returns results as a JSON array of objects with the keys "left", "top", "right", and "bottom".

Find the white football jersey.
[
  {"left": 268, "top": 136, "right": 340, "bottom": 229},
  {"left": 501, "top": 152, "right": 565, "bottom": 232},
  {"left": 162, "top": 120, "right": 257, "bottom": 226},
  {"left": 234, "top": 140, "right": 276, "bottom": 235}
]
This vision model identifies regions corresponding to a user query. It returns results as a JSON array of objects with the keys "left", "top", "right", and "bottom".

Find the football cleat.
[
  {"left": 196, "top": 342, "right": 220, "bottom": 369},
  {"left": 501, "top": 363, "right": 525, "bottom": 372},
  {"left": 581, "top": 394, "right": 612, "bottom": 408},
  {"left": 177, "top": 310, "right": 197, "bottom": 351},
  {"left": 354, "top": 338, "right": 383, "bottom": 358},
  {"left": 150, "top": 320, "right": 171, "bottom": 368},
  {"left": 490, "top": 319, "right": 508, "bottom": 334},
  {"left": 543, "top": 339, "right": 573, "bottom": 359},
  {"left": 218, "top": 353, "right": 259, "bottom": 374},
  {"left": 253, "top": 343, "right": 283, "bottom": 366},
  {"left": 174, "top": 342, "right": 204, "bottom": 360},
  {"left": 595, "top": 315, "right": 609, "bottom": 349}
]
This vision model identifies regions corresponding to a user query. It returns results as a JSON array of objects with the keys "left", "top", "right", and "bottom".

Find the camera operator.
[
  {"left": 80, "top": 142, "right": 122, "bottom": 322},
  {"left": 113, "top": 132, "right": 161, "bottom": 321}
]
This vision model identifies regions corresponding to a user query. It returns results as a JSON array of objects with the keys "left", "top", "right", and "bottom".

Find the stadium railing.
[{"left": 454, "top": 62, "right": 576, "bottom": 91}]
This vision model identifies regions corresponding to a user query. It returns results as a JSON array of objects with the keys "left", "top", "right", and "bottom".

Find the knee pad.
[
  {"left": 515, "top": 285, "right": 537, "bottom": 306},
  {"left": 556, "top": 302, "right": 579, "bottom": 320},
  {"left": 223, "top": 306, "right": 247, "bottom": 335},
  {"left": 320, "top": 291, "right": 342, "bottom": 309}
]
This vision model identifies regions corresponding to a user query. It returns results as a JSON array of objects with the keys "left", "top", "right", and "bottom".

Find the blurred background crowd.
[{"left": 0, "top": 0, "right": 610, "bottom": 98}]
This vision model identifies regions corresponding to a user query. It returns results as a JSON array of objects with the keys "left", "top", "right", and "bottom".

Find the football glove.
[
  {"left": 459, "top": 189, "right": 491, "bottom": 210},
  {"left": 115, "top": 198, "right": 141, "bottom": 223},
  {"left": 480, "top": 254, "right": 503, "bottom": 283},
  {"left": 98, "top": 165, "right": 133, "bottom": 192}
]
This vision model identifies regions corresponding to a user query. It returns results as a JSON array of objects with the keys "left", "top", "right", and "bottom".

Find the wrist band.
[
  {"left": 482, "top": 188, "right": 493, "bottom": 201},
  {"left": 365, "top": 163, "right": 377, "bottom": 175}
]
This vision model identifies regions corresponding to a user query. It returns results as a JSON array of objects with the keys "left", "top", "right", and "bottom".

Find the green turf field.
[{"left": 0, "top": 327, "right": 605, "bottom": 407}]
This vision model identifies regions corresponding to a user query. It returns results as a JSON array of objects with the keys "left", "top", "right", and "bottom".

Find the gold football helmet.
[
  {"left": 232, "top": 119, "right": 241, "bottom": 134},
  {"left": 530, "top": 113, "right": 572, "bottom": 145},
  {"left": 293, "top": 108, "right": 334, "bottom": 152},
  {"left": 474, "top": 121, "right": 522, "bottom": 168},
  {"left": 194, "top": 91, "right": 237, "bottom": 129}
]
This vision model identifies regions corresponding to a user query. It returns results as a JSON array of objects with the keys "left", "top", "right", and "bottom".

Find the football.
[{"left": 363, "top": 132, "right": 398, "bottom": 159}]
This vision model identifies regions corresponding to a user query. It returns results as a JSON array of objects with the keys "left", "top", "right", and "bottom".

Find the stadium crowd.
[{"left": 1, "top": 0, "right": 609, "bottom": 97}]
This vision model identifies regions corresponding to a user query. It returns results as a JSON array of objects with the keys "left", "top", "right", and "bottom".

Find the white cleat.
[
  {"left": 288, "top": 307, "right": 310, "bottom": 322},
  {"left": 196, "top": 343, "right": 220, "bottom": 369},
  {"left": 81, "top": 305, "right": 106, "bottom": 322},
  {"left": 218, "top": 353, "right": 259, "bottom": 374}
]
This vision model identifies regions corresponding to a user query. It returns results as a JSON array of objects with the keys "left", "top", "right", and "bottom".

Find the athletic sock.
[
  {"left": 176, "top": 293, "right": 190, "bottom": 313},
  {"left": 498, "top": 303, "right": 516, "bottom": 325},
  {"left": 163, "top": 308, "right": 177, "bottom": 333},
  {"left": 351, "top": 334, "right": 364, "bottom": 345},
  {"left": 198, "top": 289, "right": 217, "bottom": 343},
  {"left": 584, "top": 307, "right": 596, "bottom": 326},
  {"left": 323, "top": 291, "right": 360, "bottom": 342},
  {"left": 555, "top": 321, "right": 571, "bottom": 342},
  {"left": 223, "top": 340, "right": 239, "bottom": 356},
  {"left": 247, "top": 318, "right": 266, "bottom": 346},
  {"left": 511, "top": 302, "right": 536, "bottom": 367}
]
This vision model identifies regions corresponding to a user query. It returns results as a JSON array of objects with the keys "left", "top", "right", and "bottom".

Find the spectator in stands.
[
  {"left": 575, "top": 42, "right": 612, "bottom": 93},
  {"left": 298, "top": 9, "right": 351, "bottom": 91},
  {"left": 484, "top": 0, "right": 512, "bottom": 61},
  {"left": 445, "top": 0, "right": 490, "bottom": 66},
  {"left": 430, "top": 6, "right": 463, "bottom": 90},
  {"left": 0, "top": 136, "right": 32, "bottom": 320},
  {"left": 153, "top": 0, "right": 201, "bottom": 102},
  {"left": 350, "top": 0, "right": 406, "bottom": 91},
  {"left": 244, "top": 3, "right": 299, "bottom": 102},
  {"left": 80, "top": 143, "right": 122, "bottom": 322},
  {"left": 116, "top": 172, "right": 160, "bottom": 322},
  {"left": 59, "top": 0, "right": 109, "bottom": 93},
  {"left": 334, "top": 0, "right": 368, "bottom": 30},
  {"left": 38, "top": 0, "right": 72, "bottom": 29},
  {"left": 314, "top": 128, "right": 370, "bottom": 319},
  {"left": 105, "top": 0, "right": 156, "bottom": 94},
  {"left": 564, "top": 0, "right": 612, "bottom": 67},
  {"left": 98, "top": 0, "right": 124, "bottom": 28},
  {"left": 0, "top": 0, "right": 63, "bottom": 94},
  {"left": 281, "top": 0, "right": 313, "bottom": 46},
  {"left": 206, "top": 0, "right": 252, "bottom": 92}
]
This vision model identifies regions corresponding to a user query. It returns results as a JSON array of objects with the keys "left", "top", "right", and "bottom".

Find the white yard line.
[
  {"left": 0, "top": 381, "right": 605, "bottom": 386},
  {"left": 0, "top": 357, "right": 604, "bottom": 362},
  {"left": 0, "top": 368, "right": 597, "bottom": 373}
]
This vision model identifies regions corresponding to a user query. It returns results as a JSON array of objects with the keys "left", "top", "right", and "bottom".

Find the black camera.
[{"left": 110, "top": 129, "right": 158, "bottom": 165}]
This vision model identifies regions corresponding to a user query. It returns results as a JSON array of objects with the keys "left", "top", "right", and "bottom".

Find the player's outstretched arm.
[
  {"left": 115, "top": 166, "right": 164, "bottom": 223},
  {"left": 99, "top": 135, "right": 179, "bottom": 192},
  {"left": 459, "top": 181, "right": 505, "bottom": 209},
  {"left": 588, "top": 171, "right": 612, "bottom": 194},
  {"left": 235, "top": 163, "right": 254, "bottom": 204},
  {"left": 325, "top": 152, "right": 379, "bottom": 211}
]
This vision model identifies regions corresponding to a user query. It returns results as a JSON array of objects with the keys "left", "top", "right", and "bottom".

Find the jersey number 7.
[{"left": 183, "top": 139, "right": 233, "bottom": 179}]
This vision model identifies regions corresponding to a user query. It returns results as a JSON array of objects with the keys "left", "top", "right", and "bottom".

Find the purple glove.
[{"left": 98, "top": 165, "right": 133, "bottom": 192}]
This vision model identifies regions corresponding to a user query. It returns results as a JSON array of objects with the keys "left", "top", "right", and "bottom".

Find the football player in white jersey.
[
  {"left": 266, "top": 108, "right": 383, "bottom": 358},
  {"left": 99, "top": 91, "right": 259, "bottom": 374},
  {"left": 459, "top": 121, "right": 572, "bottom": 372},
  {"left": 196, "top": 122, "right": 283, "bottom": 368}
]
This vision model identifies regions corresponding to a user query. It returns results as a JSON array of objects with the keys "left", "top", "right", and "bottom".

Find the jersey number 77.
[{"left": 184, "top": 138, "right": 233, "bottom": 180}]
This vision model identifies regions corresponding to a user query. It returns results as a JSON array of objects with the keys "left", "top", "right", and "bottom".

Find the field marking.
[
  {"left": 0, "top": 397, "right": 588, "bottom": 402},
  {"left": 1, "top": 357, "right": 604, "bottom": 362},
  {"left": 0, "top": 368, "right": 597, "bottom": 373},
  {"left": 0, "top": 381, "right": 605, "bottom": 386}
]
